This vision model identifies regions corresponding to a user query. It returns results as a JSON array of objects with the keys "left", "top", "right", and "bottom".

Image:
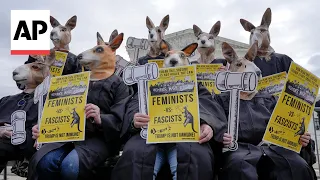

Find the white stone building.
[{"left": 125, "top": 28, "right": 250, "bottom": 63}]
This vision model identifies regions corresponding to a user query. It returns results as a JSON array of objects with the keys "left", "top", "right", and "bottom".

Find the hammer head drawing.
[
  {"left": 215, "top": 71, "right": 258, "bottom": 93},
  {"left": 122, "top": 62, "right": 159, "bottom": 85}
]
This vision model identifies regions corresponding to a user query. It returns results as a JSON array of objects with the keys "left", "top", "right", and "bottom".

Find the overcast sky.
[{"left": 0, "top": 0, "right": 319, "bottom": 98}]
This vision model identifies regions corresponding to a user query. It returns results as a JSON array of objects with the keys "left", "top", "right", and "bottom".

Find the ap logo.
[{"left": 11, "top": 10, "right": 51, "bottom": 55}]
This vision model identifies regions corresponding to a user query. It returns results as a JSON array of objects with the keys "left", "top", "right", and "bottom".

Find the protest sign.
[
  {"left": 257, "top": 72, "right": 287, "bottom": 96},
  {"left": 50, "top": 51, "right": 68, "bottom": 77},
  {"left": 196, "top": 64, "right": 223, "bottom": 95},
  {"left": 263, "top": 62, "right": 320, "bottom": 153},
  {"left": 147, "top": 65, "right": 200, "bottom": 143},
  {"left": 148, "top": 59, "right": 164, "bottom": 68},
  {"left": 38, "top": 72, "right": 90, "bottom": 143}
]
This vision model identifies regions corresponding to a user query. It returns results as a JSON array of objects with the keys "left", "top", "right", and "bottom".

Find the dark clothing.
[
  {"left": 214, "top": 92, "right": 315, "bottom": 180},
  {"left": 0, "top": 92, "right": 38, "bottom": 172},
  {"left": 111, "top": 83, "right": 226, "bottom": 180},
  {"left": 17, "top": 52, "right": 84, "bottom": 90},
  {"left": 137, "top": 54, "right": 165, "bottom": 66},
  {"left": 27, "top": 75, "right": 133, "bottom": 180},
  {"left": 254, "top": 53, "right": 293, "bottom": 77},
  {"left": 190, "top": 58, "right": 227, "bottom": 66}
]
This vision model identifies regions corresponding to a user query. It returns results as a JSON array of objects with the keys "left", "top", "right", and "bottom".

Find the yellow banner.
[
  {"left": 262, "top": 62, "right": 320, "bottom": 153},
  {"left": 50, "top": 51, "right": 68, "bottom": 77},
  {"left": 196, "top": 64, "right": 223, "bottom": 95},
  {"left": 257, "top": 72, "right": 287, "bottom": 96},
  {"left": 38, "top": 72, "right": 90, "bottom": 143},
  {"left": 148, "top": 59, "right": 164, "bottom": 68},
  {"left": 147, "top": 65, "right": 200, "bottom": 143}
]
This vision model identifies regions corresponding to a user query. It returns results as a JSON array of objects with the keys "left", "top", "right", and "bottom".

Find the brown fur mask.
[
  {"left": 50, "top": 15, "right": 77, "bottom": 51},
  {"left": 146, "top": 15, "right": 169, "bottom": 57},
  {"left": 161, "top": 40, "right": 198, "bottom": 68},
  {"left": 193, "top": 21, "right": 221, "bottom": 64},
  {"left": 240, "top": 8, "right": 275, "bottom": 60},
  {"left": 77, "top": 32, "right": 124, "bottom": 81},
  {"left": 222, "top": 41, "right": 262, "bottom": 100},
  {"left": 13, "top": 50, "right": 55, "bottom": 93}
]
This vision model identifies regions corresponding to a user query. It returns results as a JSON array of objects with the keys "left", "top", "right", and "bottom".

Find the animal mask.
[
  {"left": 240, "top": 8, "right": 274, "bottom": 60},
  {"left": 146, "top": 15, "right": 169, "bottom": 57},
  {"left": 77, "top": 32, "right": 124, "bottom": 81},
  {"left": 12, "top": 50, "right": 55, "bottom": 92},
  {"left": 50, "top": 15, "right": 77, "bottom": 51},
  {"left": 193, "top": 21, "right": 221, "bottom": 64},
  {"left": 161, "top": 40, "right": 198, "bottom": 68},
  {"left": 222, "top": 41, "right": 262, "bottom": 100}
]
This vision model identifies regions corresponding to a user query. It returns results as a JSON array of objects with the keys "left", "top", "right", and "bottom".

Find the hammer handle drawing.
[{"left": 225, "top": 89, "right": 239, "bottom": 151}]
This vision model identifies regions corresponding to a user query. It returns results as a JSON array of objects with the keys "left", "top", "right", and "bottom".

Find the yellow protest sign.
[
  {"left": 196, "top": 64, "right": 223, "bottom": 95},
  {"left": 50, "top": 51, "right": 68, "bottom": 77},
  {"left": 257, "top": 72, "right": 287, "bottom": 96},
  {"left": 262, "top": 62, "right": 320, "bottom": 153},
  {"left": 147, "top": 65, "right": 200, "bottom": 143},
  {"left": 38, "top": 72, "right": 90, "bottom": 143},
  {"left": 148, "top": 59, "right": 164, "bottom": 68}
]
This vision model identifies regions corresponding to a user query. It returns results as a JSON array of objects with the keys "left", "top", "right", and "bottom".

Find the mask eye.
[
  {"left": 95, "top": 47, "right": 103, "bottom": 53},
  {"left": 148, "top": 30, "right": 151, "bottom": 33},
  {"left": 180, "top": 53, "right": 185, "bottom": 58},
  {"left": 208, "top": 36, "right": 213, "bottom": 39},
  {"left": 32, "top": 65, "right": 40, "bottom": 70},
  {"left": 158, "top": 29, "right": 161, "bottom": 33},
  {"left": 165, "top": 53, "right": 169, "bottom": 58},
  {"left": 197, "top": 37, "right": 200, "bottom": 40},
  {"left": 61, "top": 28, "right": 66, "bottom": 32},
  {"left": 236, "top": 62, "right": 242, "bottom": 67}
]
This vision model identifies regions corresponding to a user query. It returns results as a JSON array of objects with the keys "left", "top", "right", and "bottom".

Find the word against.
[{"left": 11, "top": 10, "right": 51, "bottom": 55}]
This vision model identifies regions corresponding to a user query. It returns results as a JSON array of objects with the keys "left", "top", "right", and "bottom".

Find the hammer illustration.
[
  {"left": 33, "top": 75, "right": 51, "bottom": 150},
  {"left": 215, "top": 71, "right": 258, "bottom": 151},
  {"left": 122, "top": 62, "right": 159, "bottom": 139}
]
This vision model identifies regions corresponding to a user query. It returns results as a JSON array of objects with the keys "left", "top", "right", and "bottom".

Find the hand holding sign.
[
  {"left": 215, "top": 71, "right": 258, "bottom": 151},
  {"left": 122, "top": 62, "right": 159, "bottom": 139}
]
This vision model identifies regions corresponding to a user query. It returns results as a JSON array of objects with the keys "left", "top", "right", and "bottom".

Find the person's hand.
[
  {"left": 223, "top": 133, "right": 232, "bottom": 147},
  {"left": 32, "top": 124, "right": 40, "bottom": 139},
  {"left": 133, "top": 113, "right": 150, "bottom": 129},
  {"left": 0, "top": 124, "right": 12, "bottom": 139},
  {"left": 219, "top": 66, "right": 226, "bottom": 71},
  {"left": 299, "top": 132, "right": 311, "bottom": 147},
  {"left": 85, "top": 104, "right": 101, "bottom": 125},
  {"left": 199, "top": 124, "right": 213, "bottom": 144}
]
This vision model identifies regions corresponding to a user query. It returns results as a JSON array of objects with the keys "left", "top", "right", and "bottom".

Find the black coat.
[
  {"left": 111, "top": 83, "right": 226, "bottom": 180},
  {"left": 190, "top": 58, "right": 227, "bottom": 66},
  {"left": 17, "top": 52, "right": 84, "bottom": 90},
  {"left": 214, "top": 92, "right": 316, "bottom": 180},
  {"left": 254, "top": 53, "right": 292, "bottom": 77},
  {"left": 27, "top": 74, "right": 134, "bottom": 180},
  {"left": 0, "top": 92, "right": 38, "bottom": 159}
]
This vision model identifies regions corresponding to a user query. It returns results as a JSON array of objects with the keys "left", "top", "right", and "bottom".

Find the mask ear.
[
  {"left": 245, "top": 40, "right": 258, "bottom": 61},
  {"left": 160, "top": 15, "right": 169, "bottom": 30},
  {"left": 146, "top": 16, "right": 155, "bottom": 30},
  {"left": 160, "top": 40, "right": 171, "bottom": 54},
  {"left": 193, "top": 24, "right": 202, "bottom": 37},
  {"left": 109, "top": 29, "right": 118, "bottom": 43},
  {"left": 181, "top": 43, "right": 198, "bottom": 57},
  {"left": 45, "top": 49, "right": 56, "bottom": 66},
  {"left": 65, "top": 15, "right": 77, "bottom": 30},
  {"left": 261, "top": 8, "right": 272, "bottom": 27},
  {"left": 97, "top": 32, "right": 105, "bottom": 45},
  {"left": 109, "top": 33, "right": 124, "bottom": 51},
  {"left": 240, "top": 19, "right": 256, "bottom": 32},
  {"left": 209, "top": 21, "right": 221, "bottom": 37},
  {"left": 222, "top": 42, "right": 238, "bottom": 64},
  {"left": 50, "top": 16, "right": 61, "bottom": 28}
]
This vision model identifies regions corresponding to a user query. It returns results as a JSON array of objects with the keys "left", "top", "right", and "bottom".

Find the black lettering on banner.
[
  {"left": 66, "top": 132, "right": 80, "bottom": 137},
  {"left": 281, "top": 94, "right": 311, "bottom": 115},
  {"left": 45, "top": 116, "right": 70, "bottom": 124},
  {"left": 152, "top": 94, "right": 194, "bottom": 105},
  {"left": 179, "top": 132, "right": 195, "bottom": 138},
  {"left": 47, "top": 96, "right": 83, "bottom": 107},
  {"left": 153, "top": 115, "right": 182, "bottom": 124},
  {"left": 273, "top": 115, "right": 298, "bottom": 130},
  {"left": 13, "top": 20, "right": 47, "bottom": 40},
  {"left": 155, "top": 134, "right": 166, "bottom": 138},
  {"left": 45, "top": 133, "right": 58, "bottom": 139}
]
